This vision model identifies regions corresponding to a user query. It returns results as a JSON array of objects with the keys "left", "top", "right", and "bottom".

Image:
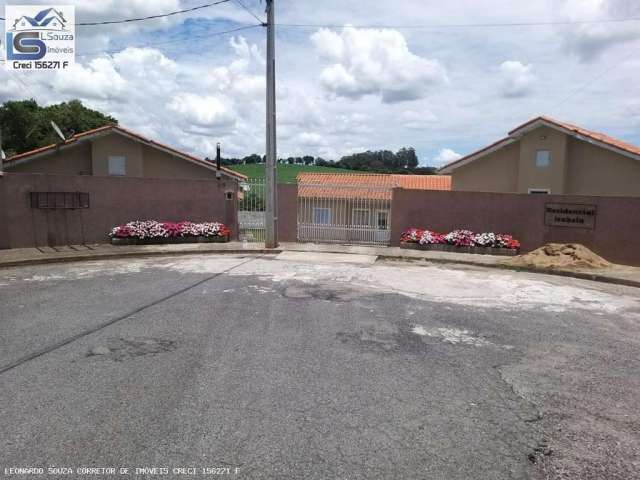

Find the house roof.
[
  {"left": 4, "top": 124, "right": 247, "bottom": 181},
  {"left": 297, "top": 172, "right": 451, "bottom": 200},
  {"left": 438, "top": 116, "right": 640, "bottom": 173}
]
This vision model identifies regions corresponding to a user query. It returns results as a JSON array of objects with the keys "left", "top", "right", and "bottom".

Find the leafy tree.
[
  {"left": 337, "top": 147, "right": 427, "bottom": 174},
  {"left": 242, "top": 153, "right": 262, "bottom": 164},
  {"left": 0, "top": 99, "right": 117, "bottom": 156},
  {"left": 396, "top": 147, "right": 419, "bottom": 169}
]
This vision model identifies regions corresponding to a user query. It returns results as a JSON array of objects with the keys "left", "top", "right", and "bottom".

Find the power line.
[
  {"left": 3, "top": 12, "right": 640, "bottom": 27},
  {"left": 0, "top": 1, "right": 232, "bottom": 24},
  {"left": 75, "top": 24, "right": 261, "bottom": 59},
  {"left": 550, "top": 48, "right": 639, "bottom": 113},
  {"left": 76, "top": 0, "right": 232, "bottom": 26},
  {"left": 275, "top": 17, "right": 640, "bottom": 29},
  {"left": 232, "top": 0, "right": 265, "bottom": 25},
  {"left": 0, "top": 68, "right": 39, "bottom": 99}
]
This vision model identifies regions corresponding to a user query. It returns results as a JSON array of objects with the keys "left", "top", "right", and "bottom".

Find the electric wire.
[
  {"left": 76, "top": 0, "right": 232, "bottom": 26},
  {"left": 274, "top": 17, "right": 640, "bottom": 29},
  {"left": 232, "top": 0, "right": 266, "bottom": 25}
]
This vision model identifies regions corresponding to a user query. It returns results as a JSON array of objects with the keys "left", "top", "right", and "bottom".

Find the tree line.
[
  {"left": 221, "top": 147, "right": 436, "bottom": 175},
  {"left": 1, "top": 100, "right": 436, "bottom": 174},
  {"left": 0, "top": 100, "right": 116, "bottom": 157}
]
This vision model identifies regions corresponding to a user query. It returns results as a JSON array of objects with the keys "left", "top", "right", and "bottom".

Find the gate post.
[
  {"left": 389, "top": 187, "right": 402, "bottom": 247},
  {"left": 277, "top": 183, "right": 298, "bottom": 243}
]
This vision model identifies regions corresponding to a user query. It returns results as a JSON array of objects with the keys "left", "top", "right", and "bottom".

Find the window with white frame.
[
  {"left": 108, "top": 156, "right": 126, "bottom": 176},
  {"left": 376, "top": 210, "right": 389, "bottom": 230},
  {"left": 535, "top": 150, "right": 550, "bottom": 168},
  {"left": 313, "top": 207, "right": 331, "bottom": 225},
  {"left": 352, "top": 208, "right": 370, "bottom": 226}
]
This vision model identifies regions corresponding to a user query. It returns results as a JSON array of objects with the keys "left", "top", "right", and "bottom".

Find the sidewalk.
[
  {"left": 0, "top": 242, "right": 275, "bottom": 268},
  {"left": 282, "top": 243, "right": 640, "bottom": 288},
  {"left": 1, "top": 241, "right": 639, "bottom": 288}
]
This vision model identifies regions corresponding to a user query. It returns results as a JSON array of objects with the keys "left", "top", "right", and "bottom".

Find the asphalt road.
[{"left": 1, "top": 253, "right": 639, "bottom": 480}]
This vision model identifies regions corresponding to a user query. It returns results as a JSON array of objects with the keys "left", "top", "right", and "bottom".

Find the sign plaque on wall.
[{"left": 544, "top": 203, "right": 596, "bottom": 229}]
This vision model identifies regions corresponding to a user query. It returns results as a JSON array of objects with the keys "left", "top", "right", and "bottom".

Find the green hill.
[{"left": 228, "top": 163, "right": 353, "bottom": 183}]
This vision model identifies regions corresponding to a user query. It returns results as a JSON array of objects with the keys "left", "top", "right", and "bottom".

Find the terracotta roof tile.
[
  {"left": 532, "top": 116, "right": 640, "bottom": 157},
  {"left": 297, "top": 173, "right": 451, "bottom": 200}
]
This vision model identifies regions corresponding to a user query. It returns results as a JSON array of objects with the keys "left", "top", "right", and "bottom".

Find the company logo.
[{"left": 4, "top": 5, "right": 75, "bottom": 70}]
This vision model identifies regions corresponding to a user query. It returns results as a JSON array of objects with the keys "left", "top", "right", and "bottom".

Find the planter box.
[
  {"left": 111, "top": 235, "right": 229, "bottom": 246},
  {"left": 400, "top": 242, "right": 518, "bottom": 256}
]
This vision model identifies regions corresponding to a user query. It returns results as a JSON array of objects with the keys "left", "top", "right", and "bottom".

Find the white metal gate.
[
  {"left": 238, "top": 178, "right": 265, "bottom": 242},
  {"left": 297, "top": 180, "right": 392, "bottom": 246}
]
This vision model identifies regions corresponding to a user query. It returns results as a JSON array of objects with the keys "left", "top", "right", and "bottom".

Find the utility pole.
[
  {"left": 264, "top": 0, "right": 278, "bottom": 248},
  {"left": 0, "top": 127, "right": 4, "bottom": 173}
]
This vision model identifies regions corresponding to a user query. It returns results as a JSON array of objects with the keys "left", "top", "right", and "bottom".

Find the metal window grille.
[
  {"left": 30, "top": 192, "right": 90, "bottom": 210},
  {"left": 297, "top": 181, "right": 392, "bottom": 246}
]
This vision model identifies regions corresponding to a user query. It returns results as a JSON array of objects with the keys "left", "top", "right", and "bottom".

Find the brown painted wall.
[
  {"left": 390, "top": 188, "right": 640, "bottom": 266},
  {"left": 277, "top": 183, "right": 298, "bottom": 242},
  {"left": 5, "top": 132, "right": 233, "bottom": 181},
  {"left": 142, "top": 145, "right": 221, "bottom": 180},
  {"left": 517, "top": 125, "right": 568, "bottom": 194},
  {"left": 7, "top": 142, "right": 93, "bottom": 175},
  {"left": 92, "top": 134, "right": 144, "bottom": 177},
  {"left": 451, "top": 141, "right": 519, "bottom": 192},
  {"left": 566, "top": 137, "right": 640, "bottom": 196},
  {"left": 0, "top": 173, "right": 238, "bottom": 249}
]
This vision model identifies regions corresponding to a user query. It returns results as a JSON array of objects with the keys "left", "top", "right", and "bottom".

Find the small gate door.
[
  {"left": 238, "top": 178, "right": 265, "bottom": 242},
  {"left": 297, "top": 179, "right": 392, "bottom": 246}
]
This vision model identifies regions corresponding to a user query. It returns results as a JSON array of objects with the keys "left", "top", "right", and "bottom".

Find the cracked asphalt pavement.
[{"left": 1, "top": 253, "right": 639, "bottom": 479}]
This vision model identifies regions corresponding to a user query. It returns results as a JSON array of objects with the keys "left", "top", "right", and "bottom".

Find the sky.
[{"left": 0, "top": 0, "right": 639, "bottom": 166}]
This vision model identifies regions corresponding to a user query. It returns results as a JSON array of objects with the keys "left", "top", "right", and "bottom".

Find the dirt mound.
[{"left": 508, "top": 243, "right": 611, "bottom": 270}]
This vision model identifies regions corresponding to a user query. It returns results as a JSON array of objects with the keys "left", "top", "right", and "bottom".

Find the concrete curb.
[
  {"left": 377, "top": 254, "right": 640, "bottom": 289},
  {"left": 1, "top": 246, "right": 638, "bottom": 289},
  {"left": 0, "top": 249, "right": 282, "bottom": 269}
]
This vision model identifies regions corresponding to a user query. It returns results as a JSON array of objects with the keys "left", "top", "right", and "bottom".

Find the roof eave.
[
  {"left": 510, "top": 118, "right": 640, "bottom": 162},
  {"left": 438, "top": 137, "right": 516, "bottom": 174},
  {"left": 440, "top": 117, "right": 640, "bottom": 174},
  {"left": 110, "top": 127, "right": 246, "bottom": 181},
  {"left": 5, "top": 126, "right": 247, "bottom": 181}
]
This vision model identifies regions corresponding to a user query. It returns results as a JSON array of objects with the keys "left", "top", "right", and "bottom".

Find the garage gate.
[{"left": 297, "top": 179, "right": 392, "bottom": 246}]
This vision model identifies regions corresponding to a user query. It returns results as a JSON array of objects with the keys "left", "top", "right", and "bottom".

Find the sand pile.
[{"left": 508, "top": 243, "right": 611, "bottom": 270}]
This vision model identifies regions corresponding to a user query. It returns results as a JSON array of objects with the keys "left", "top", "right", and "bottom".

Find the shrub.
[{"left": 109, "top": 220, "right": 230, "bottom": 239}]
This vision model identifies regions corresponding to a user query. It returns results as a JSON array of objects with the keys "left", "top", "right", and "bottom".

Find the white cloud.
[
  {"left": 499, "top": 61, "right": 536, "bottom": 98},
  {"left": 3, "top": 0, "right": 640, "bottom": 163},
  {"left": 169, "top": 94, "right": 236, "bottom": 130},
  {"left": 311, "top": 27, "right": 448, "bottom": 103},
  {"left": 5, "top": 36, "right": 266, "bottom": 158},
  {"left": 401, "top": 110, "right": 438, "bottom": 129},
  {"left": 296, "top": 132, "right": 326, "bottom": 146},
  {"left": 432, "top": 148, "right": 463, "bottom": 167},
  {"left": 52, "top": 58, "right": 127, "bottom": 100},
  {"left": 209, "top": 37, "right": 265, "bottom": 97},
  {"left": 559, "top": 0, "right": 640, "bottom": 61}
]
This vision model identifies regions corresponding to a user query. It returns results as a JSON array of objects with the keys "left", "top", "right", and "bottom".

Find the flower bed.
[
  {"left": 109, "top": 220, "right": 231, "bottom": 245},
  {"left": 400, "top": 228, "right": 520, "bottom": 256}
]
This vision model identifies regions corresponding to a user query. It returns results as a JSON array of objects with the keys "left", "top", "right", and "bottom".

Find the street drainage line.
[{"left": 0, "top": 255, "right": 264, "bottom": 376}]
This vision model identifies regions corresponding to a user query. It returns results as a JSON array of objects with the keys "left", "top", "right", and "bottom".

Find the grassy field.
[{"left": 228, "top": 163, "right": 353, "bottom": 183}]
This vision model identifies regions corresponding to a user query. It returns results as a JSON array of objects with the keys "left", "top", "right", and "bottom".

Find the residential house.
[
  {"left": 438, "top": 116, "right": 640, "bottom": 196},
  {"left": 297, "top": 172, "right": 451, "bottom": 244},
  {"left": 4, "top": 124, "right": 246, "bottom": 183}
]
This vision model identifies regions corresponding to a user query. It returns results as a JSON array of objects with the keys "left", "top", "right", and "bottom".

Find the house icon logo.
[
  {"left": 11, "top": 8, "right": 68, "bottom": 32},
  {"left": 4, "top": 5, "right": 75, "bottom": 70}
]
